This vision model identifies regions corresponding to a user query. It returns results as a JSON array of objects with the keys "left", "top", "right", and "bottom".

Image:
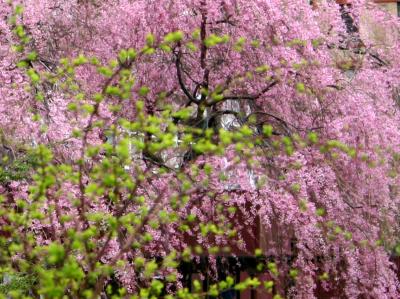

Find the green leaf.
[
  {"left": 26, "top": 51, "right": 37, "bottom": 61},
  {"left": 146, "top": 33, "right": 155, "bottom": 46},
  {"left": 15, "top": 5, "right": 24, "bottom": 15},
  {"left": 295, "top": 82, "right": 306, "bottom": 93},
  {"left": 139, "top": 86, "right": 150, "bottom": 96},
  {"left": 47, "top": 243, "right": 65, "bottom": 265},
  {"left": 308, "top": 132, "right": 318, "bottom": 144},
  {"left": 164, "top": 31, "right": 184, "bottom": 43},
  {"left": 97, "top": 66, "right": 113, "bottom": 78},
  {"left": 262, "top": 125, "right": 273, "bottom": 137}
]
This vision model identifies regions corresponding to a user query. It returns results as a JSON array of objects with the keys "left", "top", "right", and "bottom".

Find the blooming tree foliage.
[{"left": 1, "top": 0, "right": 400, "bottom": 298}]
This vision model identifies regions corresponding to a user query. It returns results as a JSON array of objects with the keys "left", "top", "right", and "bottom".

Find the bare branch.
[
  {"left": 206, "top": 80, "right": 278, "bottom": 106},
  {"left": 175, "top": 48, "right": 200, "bottom": 105}
]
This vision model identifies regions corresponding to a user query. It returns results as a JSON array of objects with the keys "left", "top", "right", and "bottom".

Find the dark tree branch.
[
  {"left": 368, "top": 51, "right": 389, "bottom": 67},
  {"left": 175, "top": 48, "right": 200, "bottom": 105},
  {"left": 206, "top": 80, "right": 278, "bottom": 106}
]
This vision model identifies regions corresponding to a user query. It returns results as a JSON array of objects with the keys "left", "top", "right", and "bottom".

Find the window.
[
  {"left": 374, "top": 0, "right": 400, "bottom": 16},
  {"left": 398, "top": 1, "right": 400, "bottom": 17}
]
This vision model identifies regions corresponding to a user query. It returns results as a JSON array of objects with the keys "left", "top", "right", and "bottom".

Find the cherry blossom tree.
[{"left": 1, "top": 0, "right": 400, "bottom": 298}]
